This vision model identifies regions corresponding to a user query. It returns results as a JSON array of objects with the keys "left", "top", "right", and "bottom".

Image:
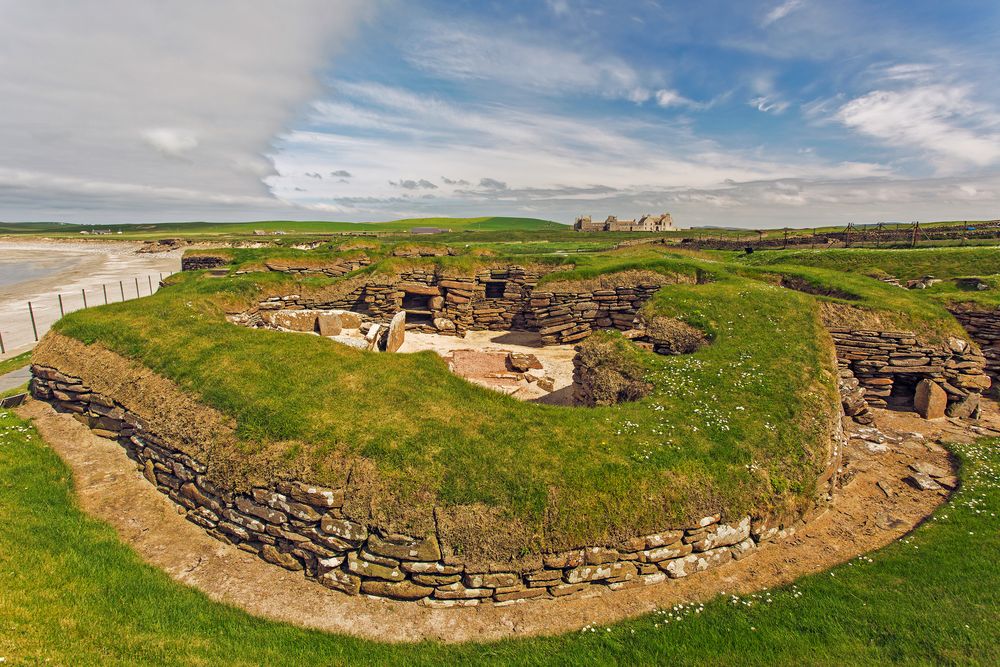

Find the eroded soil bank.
[{"left": 20, "top": 398, "right": 998, "bottom": 643}]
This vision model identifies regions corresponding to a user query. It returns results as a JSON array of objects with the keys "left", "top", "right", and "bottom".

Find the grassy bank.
[
  {"left": 46, "top": 253, "right": 838, "bottom": 559},
  {"left": 0, "top": 351, "right": 31, "bottom": 376},
  {"left": 738, "top": 246, "right": 1000, "bottom": 280},
  {"left": 1, "top": 408, "right": 996, "bottom": 665}
]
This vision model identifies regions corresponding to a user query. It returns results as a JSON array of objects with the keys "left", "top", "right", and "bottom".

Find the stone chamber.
[{"left": 25, "top": 258, "right": 993, "bottom": 607}]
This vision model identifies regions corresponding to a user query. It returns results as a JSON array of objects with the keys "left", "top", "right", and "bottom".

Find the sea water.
[{"left": 0, "top": 252, "right": 78, "bottom": 290}]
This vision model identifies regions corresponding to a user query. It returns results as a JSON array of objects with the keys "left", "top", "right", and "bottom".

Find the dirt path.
[{"left": 17, "top": 398, "right": 999, "bottom": 643}]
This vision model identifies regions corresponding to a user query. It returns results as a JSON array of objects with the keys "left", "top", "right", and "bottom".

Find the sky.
[{"left": 1, "top": 0, "right": 999, "bottom": 228}]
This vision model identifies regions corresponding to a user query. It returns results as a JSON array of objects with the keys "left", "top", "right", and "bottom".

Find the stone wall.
[
  {"left": 829, "top": 328, "right": 988, "bottom": 420},
  {"left": 181, "top": 255, "right": 228, "bottom": 271},
  {"left": 242, "top": 262, "right": 991, "bottom": 422},
  {"left": 526, "top": 282, "right": 667, "bottom": 345},
  {"left": 949, "top": 306, "right": 1000, "bottom": 393},
  {"left": 30, "top": 360, "right": 841, "bottom": 606},
  {"left": 247, "top": 265, "right": 674, "bottom": 344},
  {"left": 262, "top": 257, "right": 371, "bottom": 278}
]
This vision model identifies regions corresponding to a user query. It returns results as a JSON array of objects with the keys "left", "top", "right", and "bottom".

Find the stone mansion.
[{"left": 573, "top": 212, "right": 675, "bottom": 232}]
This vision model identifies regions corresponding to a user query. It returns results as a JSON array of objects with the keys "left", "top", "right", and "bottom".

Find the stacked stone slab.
[
  {"left": 29, "top": 361, "right": 841, "bottom": 606},
  {"left": 263, "top": 257, "right": 371, "bottom": 277},
  {"left": 528, "top": 282, "right": 667, "bottom": 345},
  {"left": 829, "top": 328, "right": 988, "bottom": 417},
  {"left": 181, "top": 255, "right": 228, "bottom": 271},
  {"left": 245, "top": 264, "right": 676, "bottom": 345},
  {"left": 949, "top": 307, "right": 1000, "bottom": 393}
]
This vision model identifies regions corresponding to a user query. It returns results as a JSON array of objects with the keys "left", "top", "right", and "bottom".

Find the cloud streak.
[
  {"left": 0, "top": 0, "right": 371, "bottom": 221},
  {"left": 837, "top": 85, "right": 1000, "bottom": 169}
]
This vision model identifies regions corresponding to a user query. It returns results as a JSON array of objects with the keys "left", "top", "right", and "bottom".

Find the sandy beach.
[{"left": 0, "top": 240, "right": 182, "bottom": 358}]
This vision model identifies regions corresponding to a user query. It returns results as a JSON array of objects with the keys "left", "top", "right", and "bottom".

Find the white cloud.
[
  {"left": 750, "top": 96, "right": 790, "bottom": 114},
  {"left": 545, "top": 0, "right": 571, "bottom": 16},
  {"left": 140, "top": 128, "right": 199, "bottom": 157},
  {"left": 403, "top": 25, "right": 652, "bottom": 102},
  {"left": 836, "top": 85, "right": 1000, "bottom": 168},
  {"left": 0, "top": 1, "right": 371, "bottom": 220},
  {"left": 762, "top": 0, "right": 805, "bottom": 27},
  {"left": 273, "top": 80, "right": 907, "bottom": 225},
  {"left": 655, "top": 89, "right": 699, "bottom": 109}
]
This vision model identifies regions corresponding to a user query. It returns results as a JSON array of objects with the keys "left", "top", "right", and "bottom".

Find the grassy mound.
[
  {"left": 739, "top": 246, "right": 1000, "bottom": 281},
  {"left": 735, "top": 264, "right": 969, "bottom": 342},
  {"left": 1, "top": 409, "right": 996, "bottom": 664},
  {"left": 44, "top": 250, "right": 841, "bottom": 561}
]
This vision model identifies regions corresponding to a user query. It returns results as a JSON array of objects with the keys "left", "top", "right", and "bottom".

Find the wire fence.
[{"left": 0, "top": 271, "right": 175, "bottom": 356}]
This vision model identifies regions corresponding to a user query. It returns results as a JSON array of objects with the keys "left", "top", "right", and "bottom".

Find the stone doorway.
[
  {"left": 401, "top": 292, "right": 434, "bottom": 324},
  {"left": 887, "top": 375, "right": 919, "bottom": 411}
]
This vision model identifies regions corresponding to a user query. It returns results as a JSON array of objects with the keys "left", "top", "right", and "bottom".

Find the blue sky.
[{"left": 1, "top": 1, "right": 999, "bottom": 226}]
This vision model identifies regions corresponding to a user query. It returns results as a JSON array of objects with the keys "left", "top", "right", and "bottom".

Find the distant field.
[
  {"left": 738, "top": 246, "right": 1000, "bottom": 280},
  {"left": 0, "top": 217, "right": 568, "bottom": 240},
  {"left": 3, "top": 217, "right": 997, "bottom": 246}
]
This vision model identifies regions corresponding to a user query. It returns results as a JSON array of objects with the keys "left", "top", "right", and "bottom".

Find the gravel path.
[{"left": 0, "top": 365, "right": 30, "bottom": 392}]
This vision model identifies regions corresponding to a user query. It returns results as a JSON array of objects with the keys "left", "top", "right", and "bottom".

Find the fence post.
[
  {"left": 28, "top": 301, "right": 38, "bottom": 341},
  {"left": 120, "top": 280, "right": 125, "bottom": 301},
  {"left": 135, "top": 276, "right": 140, "bottom": 298},
  {"left": 103, "top": 284, "right": 108, "bottom": 305},
  {"left": 82, "top": 288, "right": 88, "bottom": 308},
  {"left": 58, "top": 294, "right": 64, "bottom": 317},
  {"left": 0, "top": 330, "right": 5, "bottom": 355}
]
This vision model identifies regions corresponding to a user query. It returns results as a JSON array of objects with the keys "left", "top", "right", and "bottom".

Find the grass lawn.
[
  {"left": 0, "top": 217, "right": 567, "bottom": 240},
  {"left": 738, "top": 246, "right": 1000, "bottom": 281},
  {"left": 0, "top": 408, "right": 996, "bottom": 665},
  {"left": 45, "top": 252, "right": 840, "bottom": 560},
  {"left": 0, "top": 351, "right": 31, "bottom": 376}
]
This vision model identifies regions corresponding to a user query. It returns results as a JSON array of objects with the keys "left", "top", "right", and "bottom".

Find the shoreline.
[{"left": 0, "top": 240, "right": 182, "bottom": 358}]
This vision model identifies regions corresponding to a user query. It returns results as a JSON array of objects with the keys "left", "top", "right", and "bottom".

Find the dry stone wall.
[
  {"left": 180, "top": 255, "right": 228, "bottom": 271},
  {"left": 262, "top": 257, "right": 371, "bottom": 278},
  {"left": 830, "top": 328, "right": 988, "bottom": 421},
  {"left": 246, "top": 265, "right": 675, "bottom": 344},
  {"left": 30, "top": 360, "right": 841, "bottom": 607},
  {"left": 949, "top": 307, "right": 1000, "bottom": 394},
  {"left": 238, "top": 262, "right": 991, "bottom": 423}
]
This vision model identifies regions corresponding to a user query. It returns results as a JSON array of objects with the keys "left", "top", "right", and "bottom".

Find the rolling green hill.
[{"left": 0, "top": 217, "right": 567, "bottom": 240}]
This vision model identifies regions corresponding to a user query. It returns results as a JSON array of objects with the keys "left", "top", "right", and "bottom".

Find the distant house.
[
  {"left": 573, "top": 213, "right": 675, "bottom": 233},
  {"left": 410, "top": 227, "right": 450, "bottom": 235}
]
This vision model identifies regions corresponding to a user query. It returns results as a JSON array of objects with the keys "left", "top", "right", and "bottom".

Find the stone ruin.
[
  {"left": 234, "top": 262, "right": 995, "bottom": 416},
  {"left": 229, "top": 266, "right": 692, "bottom": 404}
]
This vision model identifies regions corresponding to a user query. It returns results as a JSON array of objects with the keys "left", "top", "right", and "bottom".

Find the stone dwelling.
[{"left": 574, "top": 213, "right": 674, "bottom": 233}]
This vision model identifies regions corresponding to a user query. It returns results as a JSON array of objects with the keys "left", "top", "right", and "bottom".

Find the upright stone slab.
[
  {"left": 386, "top": 311, "right": 406, "bottom": 352},
  {"left": 914, "top": 379, "right": 947, "bottom": 419},
  {"left": 365, "top": 323, "right": 382, "bottom": 351}
]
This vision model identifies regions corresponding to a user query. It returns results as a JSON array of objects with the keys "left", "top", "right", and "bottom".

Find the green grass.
[
  {"left": 0, "top": 217, "right": 566, "bottom": 240},
  {"left": 48, "top": 254, "right": 838, "bottom": 560},
  {"left": 921, "top": 275, "right": 1000, "bottom": 309},
  {"left": 732, "top": 264, "right": 970, "bottom": 342},
  {"left": 0, "top": 351, "right": 31, "bottom": 376},
  {"left": 739, "top": 246, "right": 1000, "bottom": 281},
  {"left": 1, "top": 408, "right": 997, "bottom": 665}
]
